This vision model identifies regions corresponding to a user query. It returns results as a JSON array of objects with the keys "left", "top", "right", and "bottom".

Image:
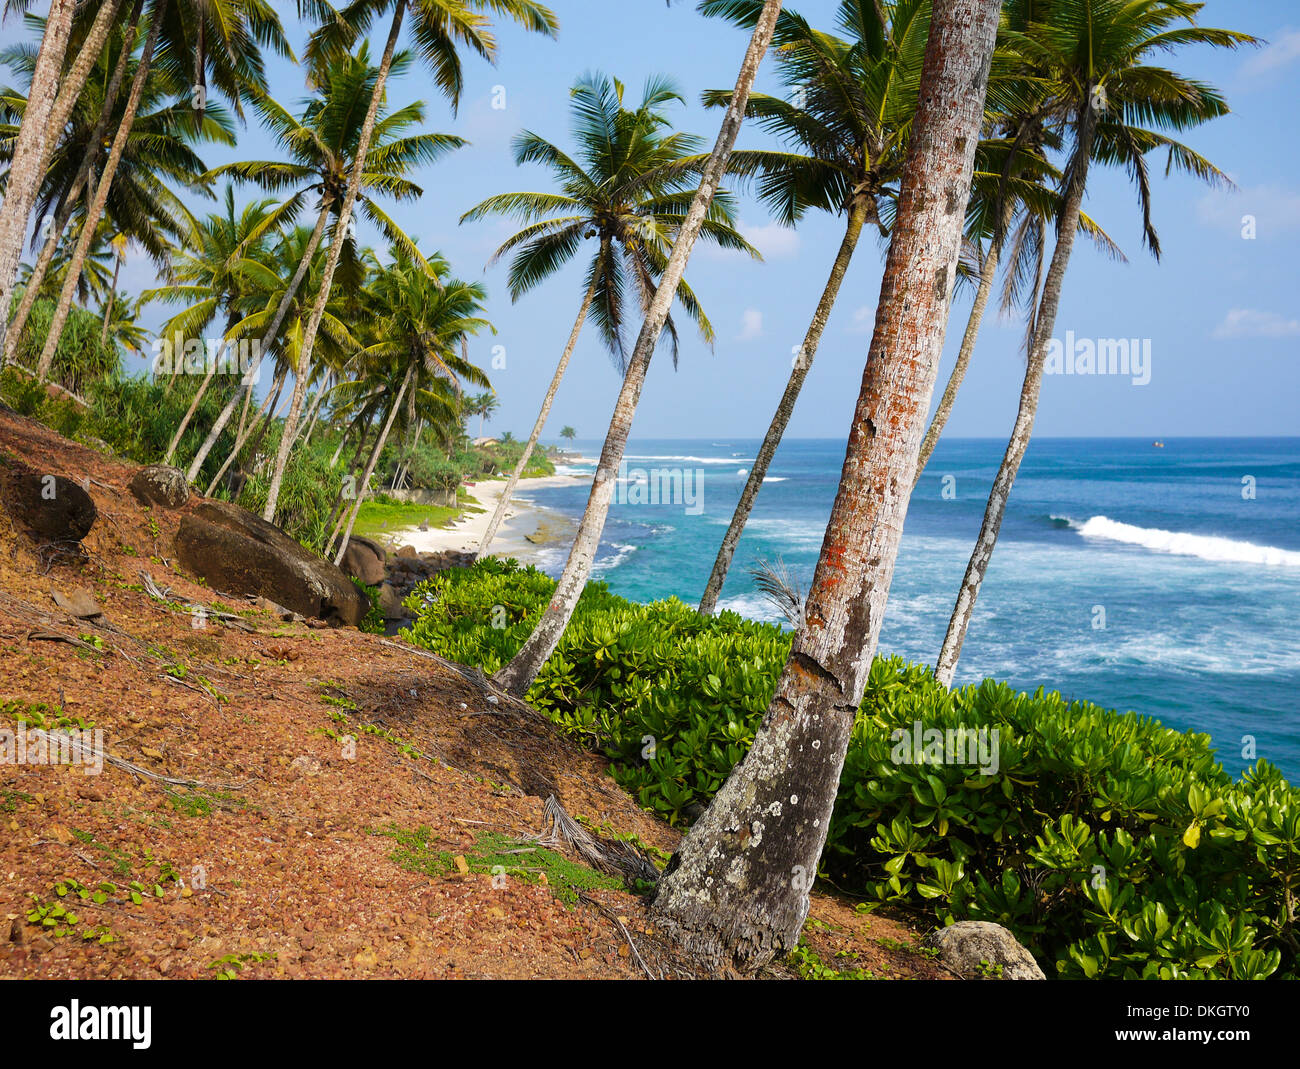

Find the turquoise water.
[{"left": 516, "top": 437, "right": 1300, "bottom": 782}]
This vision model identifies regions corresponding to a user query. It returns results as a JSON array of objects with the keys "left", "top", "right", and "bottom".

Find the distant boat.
[{"left": 1152, "top": 440, "right": 1165, "bottom": 448}]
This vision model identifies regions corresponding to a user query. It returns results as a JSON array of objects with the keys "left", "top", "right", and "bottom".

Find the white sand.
[{"left": 384, "top": 473, "right": 583, "bottom": 557}]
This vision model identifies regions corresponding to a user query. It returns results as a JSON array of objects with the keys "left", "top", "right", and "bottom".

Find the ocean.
[{"left": 514, "top": 437, "right": 1300, "bottom": 783}]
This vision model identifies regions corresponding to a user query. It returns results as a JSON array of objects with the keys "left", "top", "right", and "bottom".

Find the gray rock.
[
  {"left": 175, "top": 500, "right": 365, "bottom": 627},
  {"left": 0, "top": 471, "right": 96, "bottom": 543},
  {"left": 923, "top": 921, "right": 1045, "bottom": 980},
  {"left": 340, "top": 535, "right": 387, "bottom": 586},
  {"left": 377, "top": 581, "right": 410, "bottom": 620},
  {"left": 128, "top": 464, "right": 189, "bottom": 509}
]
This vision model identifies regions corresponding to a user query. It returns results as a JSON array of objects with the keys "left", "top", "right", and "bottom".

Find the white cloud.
[
  {"left": 1240, "top": 28, "right": 1300, "bottom": 78},
  {"left": 1195, "top": 182, "right": 1300, "bottom": 236},
  {"left": 847, "top": 305, "right": 876, "bottom": 334},
  {"left": 736, "top": 307, "right": 764, "bottom": 341},
  {"left": 1212, "top": 307, "right": 1300, "bottom": 339},
  {"left": 699, "top": 218, "right": 800, "bottom": 261}
]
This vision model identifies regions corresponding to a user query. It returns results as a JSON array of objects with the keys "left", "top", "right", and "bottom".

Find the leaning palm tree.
[
  {"left": 492, "top": 1, "right": 783, "bottom": 697},
  {"left": 0, "top": 0, "right": 76, "bottom": 345},
  {"left": 330, "top": 245, "right": 493, "bottom": 565},
  {"left": 913, "top": 125, "right": 1127, "bottom": 483},
  {"left": 463, "top": 71, "right": 760, "bottom": 555},
  {"left": 140, "top": 187, "right": 280, "bottom": 460},
  {"left": 202, "top": 224, "right": 359, "bottom": 497},
  {"left": 650, "top": 0, "right": 1002, "bottom": 976},
  {"left": 1, "top": 11, "right": 234, "bottom": 366},
  {"left": 258, "top": 0, "right": 558, "bottom": 526},
  {"left": 694, "top": 0, "right": 932, "bottom": 615},
  {"left": 31, "top": 0, "right": 291, "bottom": 381},
  {"left": 934, "top": 0, "right": 1255, "bottom": 684},
  {"left": 185, "top": 48, "right": 462, "bottom": 490}
]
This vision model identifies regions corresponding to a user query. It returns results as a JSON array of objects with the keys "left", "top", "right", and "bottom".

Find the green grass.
[
  {"left": 377, "top": 826, "right": 624, "bottom": 907},
  {"left": 351, "top": 491, "right": 477, "bottom": 540}
]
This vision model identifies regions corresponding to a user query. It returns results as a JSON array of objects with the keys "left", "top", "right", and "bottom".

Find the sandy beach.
[{"left": 383, "top": 472, "right": 584, "bottom": 559}]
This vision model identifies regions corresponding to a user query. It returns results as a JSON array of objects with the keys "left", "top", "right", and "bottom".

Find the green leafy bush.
[{"left": 404, "top": 559, "right": 1299, "bottom": 980}]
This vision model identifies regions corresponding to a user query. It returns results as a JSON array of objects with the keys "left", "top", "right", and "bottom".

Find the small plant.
[{"left": 208, "top": 951, "right": 277, "bottom": 979}]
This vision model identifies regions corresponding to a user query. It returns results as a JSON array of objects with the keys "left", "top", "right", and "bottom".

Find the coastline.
[{"left": 382, "top": 471, "right": 584, "bottom": 559}]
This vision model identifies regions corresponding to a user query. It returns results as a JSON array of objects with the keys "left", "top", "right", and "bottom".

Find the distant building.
[{"left": 472, "top": 436, "right": 499, "bottom": 447}]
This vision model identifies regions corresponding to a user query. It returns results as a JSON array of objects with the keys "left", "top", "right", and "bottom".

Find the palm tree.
[
  {"left": 140, "top": 187, "right": 281, "bottom": 461},
  {"left": 650, "top": 0, "right": 1001, "bottom": 975},
  {"left": 559, "top": 425, "right": 575, "bottom": 443},
  {"left": 202, "top": 223, "right": 359, "bottom": 497},
  {"left": 98, "top": 291, "right": 151, "bottom": 357},
  {"left": 31, "top": 0, "right": 291, "bottom": 382},
  {"left": 694, "top": 0, "right": 932, "bottom": 615},
  {"left": 463, "top": 71, "right": 759, "bottom": 556},
  {"left": 329, "top": 245, "right": 492, "bottom": 564},
  {"left": 258, "top": 0, "right": 559, "bottom": 527},
  {"left": 1, "top": 10, "right": 235, "bottom": 366},
  {"left": 491, "top": 0, "right": 783, "bottom": 697},
  {"left": 934, "top": 0, "right": 1254, "bottom": 684},
  {"left": 470, "top": 390, "right": 497, "bottom": 438},
  {"left": 99, "top": 232, "right": 129, "bottom": 343},
  {"left": 188, "top": 45, "right": 464, "bottom": 503},
  {"left": 0, "top": 0, "right": 75, "bottom": 347}
]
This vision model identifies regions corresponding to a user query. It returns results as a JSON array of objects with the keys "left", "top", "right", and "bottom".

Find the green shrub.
[
  {"left": 6, "top": 298, "right": 121, "bottom": 396},
  {"left": 403, "top": 559, "right": 1299, "bottom": 981},
  {"left": 350, "top": 578, "right": 385, "bottom": 634}
]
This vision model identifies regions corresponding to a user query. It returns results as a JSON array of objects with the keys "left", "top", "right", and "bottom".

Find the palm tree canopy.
[{"left": 461, "top": 70, "right": 760, "bottom": 370}]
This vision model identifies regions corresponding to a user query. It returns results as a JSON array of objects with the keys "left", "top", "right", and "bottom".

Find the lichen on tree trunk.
[{"left": 650, "top": 0, "right": 1003, "bottom": 973}]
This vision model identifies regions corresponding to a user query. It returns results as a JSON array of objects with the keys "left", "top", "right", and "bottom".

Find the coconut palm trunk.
[
  {"left": 184, "top": 202, "right": 334, "bottom": 484},
  {"left": 492, "top": 0, "right": 783, "bottom": 698},
  {"left": 913, "top": 200, "right": 1014, "bottom": 485},
  {"left": 261, "top": 0, "right": 407, "bottom": 524},
  {"left": 934, "top": 116, "right": 1097, "bottom": 687},
  {"left": 34, "top": 0, "right": 167, "bottom": 383},
  {"left": 332, "top": 364, "right": 414, "bottom": 566},
  {"left": 2, "top": 0, "right": 140, "bottom": 367},
  {"left": 477, "top": 265, "right": 601, "bottom": 556},
  {"left": 45, "top": 0, "right": 124, "bottom": 146},
  {"left": 165, "top": 313, "right": 238, "bottom": 463},
  {"left": 0, "top": 0, "right": 75, "bottom": 354},
  {"left": 202, "top": 365, "right": 287, "bottom": 495},
  {"left": 697, "top": 197, "right": 870, "bottom": 615},
  {"left": 650, "top": 0, "right": 1000, "bottom": 974}
]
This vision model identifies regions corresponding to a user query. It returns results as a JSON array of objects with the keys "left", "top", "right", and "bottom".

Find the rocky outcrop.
[
  {"left": 128, "top": 464, "right": 189, "bottom": 509},
  {"left": 176, "top": 501, "right": 365, "bottom": 627},
  {"left": 0, "top": 470, "right": 96, "bottom": 543},
  {"left": 339, "top": 535, "right": 387, "bottom": 586},
  {"left": 923, "top": 921, "right": 1045, "bottom": 980}
]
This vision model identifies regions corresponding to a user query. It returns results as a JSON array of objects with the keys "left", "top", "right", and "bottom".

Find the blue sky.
[{"left": 12, "top": 0, "right": 1300, "bottom": 439}]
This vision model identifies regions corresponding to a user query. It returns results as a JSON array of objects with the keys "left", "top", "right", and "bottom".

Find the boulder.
[
  {"left": 377, "top": 582, "right": 409, "bottom": 620},
  {"left": 0, "top": 471, "right": 96, "bottom": 543},
  {"left": 175, "top": 500, "right": 365, "bottom": 627},
  {"left": 128, "top": 464, "right": 189, "bottom": 509},
  {"left": 395, "top": 544, "right": 418, "bottom": 559},
  {"left": 340, "top": 535, "right": 387, "bottom": 586},
  {"left": 923, "top": 921, "right": 1045, "bottom": 980}
]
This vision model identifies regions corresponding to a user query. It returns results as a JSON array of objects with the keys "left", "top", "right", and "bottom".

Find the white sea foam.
[
  {"left": 763, "top": 476, "right": 788, "bottom": 483},
  {"left": 1073, "top": 515, "right": 1300, "bottom": 567},
  {"left": 714, "top": 593, "right": 785, "bottom": 624},
  {"left": 624, "top": 454, "right": 752, "bottom": 465},
  {"left": 593, "top": 542, "right": 639, "bottom": 577}
]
